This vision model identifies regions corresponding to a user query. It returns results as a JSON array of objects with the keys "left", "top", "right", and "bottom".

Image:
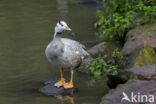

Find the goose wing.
[{"left": 61, "top": 38, "right": 89, "bottom": 57}]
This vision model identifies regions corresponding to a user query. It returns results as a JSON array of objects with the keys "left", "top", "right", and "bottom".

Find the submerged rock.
[
  {"left": 101, "top": 80, "right": 156, "bottom": 104},
  {"left": 107, "top": 72, "right": 129, "bottom": 89},
  {"left": 39, "top": 80, "right": 77, "bottom": 96},
  {"left": 122, "top": 24, "right": 156, "bottom": 55},
  {"left": 77, "top": 0, "right": 102, "bottom": 7},
  {"left": 88, "top": 42, "right": 111, "bottom": 61},
  {"left": 125, "top": 42, "right": 156, "bottom": 69}
]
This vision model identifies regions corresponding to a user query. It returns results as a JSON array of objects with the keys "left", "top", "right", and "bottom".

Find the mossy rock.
[
  {"left": 125, "top": 42, "right": 156, "bottom": 69},
  {"left": 122, "top": 24, "right": 156, "bottom": 55},
  {"left": 126, "top": 24, "right": 156, "bottom": 41}
]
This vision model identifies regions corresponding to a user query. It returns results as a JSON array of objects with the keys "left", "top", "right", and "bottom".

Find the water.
[{"left": 0, "top": 0, "right": 109, "bottom": 104}]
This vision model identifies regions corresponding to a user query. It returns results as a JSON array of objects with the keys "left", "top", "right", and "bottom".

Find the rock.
[
  {"left": 125, "top": 42, "right": 156, "bottom": 69},
  {"left": 107, "top": 64, "right": 156, "bottom": 88},
  {"left": 107, "top": 72, "right": 130, "bottom": 89},
  {"left": 122, "top": 24, "right": 156, "bottom": 55},
  {"left": 125, "top": 64, "right": 156, "bottom": 80},
  {"left": 39, "top": 80, "right": 77, "bottom": 96},
  {"left": 100, "top": 79, "right": 156, "bottom": 104},
  {"left": 77, "top": 0, "right": 103, "bottom": 7},
  {"left": 88, "top": 42, "right": 111, "bottom": 61}
]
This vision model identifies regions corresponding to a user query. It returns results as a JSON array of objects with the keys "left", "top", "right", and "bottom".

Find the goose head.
[{"left": 54, "top": 21, "right": 71, "bottom": 37}]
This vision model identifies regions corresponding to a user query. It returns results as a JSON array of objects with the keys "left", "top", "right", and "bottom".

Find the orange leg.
[
  {"left": 54, "top": 68, "right": 65, "bottom": 87},
  {"left": 63, "top": 70, "right": 74, "bottom": 89}
]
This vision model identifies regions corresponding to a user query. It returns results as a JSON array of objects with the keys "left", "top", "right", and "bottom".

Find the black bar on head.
[{"left": 59, "top": 21, "right": 63, "bottom": 26}]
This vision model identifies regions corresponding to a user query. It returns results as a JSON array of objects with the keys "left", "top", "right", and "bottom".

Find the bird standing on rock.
[{"left": 45, "top": 21, "right": 89, "bottom": 89}]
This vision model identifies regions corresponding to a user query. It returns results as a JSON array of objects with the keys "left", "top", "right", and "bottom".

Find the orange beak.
[{"left": 66, "top": 27, "right": 71, "bottom": 31}]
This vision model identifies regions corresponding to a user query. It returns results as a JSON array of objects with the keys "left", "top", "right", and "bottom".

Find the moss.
[
  {"left": 126, "top": 42, "right": 156, "bottom": 68},
  {"left": 126, "top": 24, "right": 156, "bottom": 41}
]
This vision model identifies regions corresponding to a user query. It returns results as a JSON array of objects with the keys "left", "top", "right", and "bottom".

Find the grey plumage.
[
  {"left": 45, "top": 35, "right": 89, "bottom": 70},
  {"left": 45, "top": 21, "right": 90, "bottom": 88}
]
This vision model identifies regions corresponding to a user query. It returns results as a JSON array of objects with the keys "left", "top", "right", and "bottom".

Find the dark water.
[{"left": 0, "top": 0, "right": 109, "bottom": 104}]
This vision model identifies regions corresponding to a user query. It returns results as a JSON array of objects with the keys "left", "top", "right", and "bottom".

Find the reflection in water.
[
  {"left": 57, "top": 0, "right": 68, "bottom": 19},
  {"left": 57, "top": 95, "right": 74, "bottom": 104}
]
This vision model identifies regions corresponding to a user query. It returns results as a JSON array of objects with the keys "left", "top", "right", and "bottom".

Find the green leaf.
[{"left": 93, "top": 70, "right": 101, "bottom": 76}]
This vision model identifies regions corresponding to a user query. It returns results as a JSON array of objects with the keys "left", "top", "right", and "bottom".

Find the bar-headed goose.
[{"left": 45, "top": 21, "right": 89, "bottom": 88}]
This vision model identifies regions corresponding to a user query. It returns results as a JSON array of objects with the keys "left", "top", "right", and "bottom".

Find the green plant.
[
  {"left": 111, "top": 48, "right": 125, "bottom": 68},
  {"left": 86, "top": 48, "right": 125, "bottom": 76},
  {"left": 86, "top": 57, "right": 118, "bottom": 76},
  {"left": 95, "top": 0, "right": 156, "bottom": 40}
]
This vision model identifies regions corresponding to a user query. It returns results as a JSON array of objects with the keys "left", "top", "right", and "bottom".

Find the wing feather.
[{"left": 61, "top": 38, "right": 89, "bottom": 57}]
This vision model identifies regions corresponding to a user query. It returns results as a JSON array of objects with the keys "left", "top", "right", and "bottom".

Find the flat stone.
[
  {"left": 107, "top": 64, "right": 156, "bottom": 88},
  {"left": 39, "top": 80, "right": 77, "bottom": 96},
  {"left": 101, "top": 80, "right": 156, "bottom": 104},
  {"left": 125, "top": 64, "right": 156, "bottom": 80}
]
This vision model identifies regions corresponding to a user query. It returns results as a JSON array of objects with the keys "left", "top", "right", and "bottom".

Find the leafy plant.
[
  {"left": 95, "top": 0, "right": 156, "bottom": 40},
  {"left": 86, "top": 57, "right": 118, "bottom": 76},
  {"left": 110, "top": 48, "right": 125, "bottom": 68},
  {"left": 86, "top": 49, "right": 125, "bottom": 76}
]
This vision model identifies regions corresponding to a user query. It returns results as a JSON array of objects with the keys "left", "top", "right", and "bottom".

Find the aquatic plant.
[
  {"left": 95, "top": 0, "right": 156, "bottom": 40},
  {"left": 86, "top": 57, "right": 118, "bottom": 76},
  {"left": 110, "top": 48, "right": 125, "bottom": 69},
  {"left": 86, "top": 49, "right": 125, "bottom": 76}
]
